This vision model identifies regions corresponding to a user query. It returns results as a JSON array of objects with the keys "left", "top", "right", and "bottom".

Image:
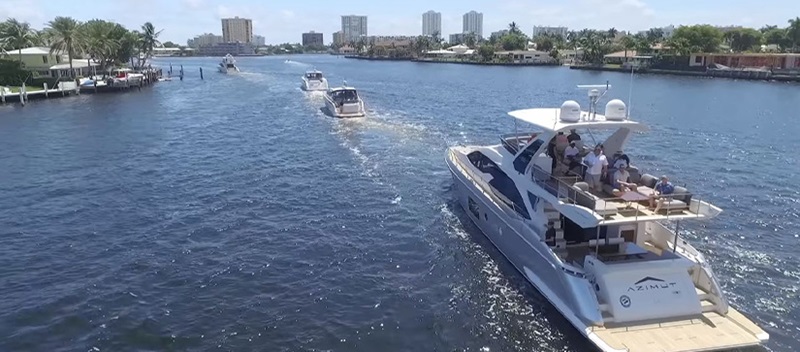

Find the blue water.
[{"left": 1, "top": 55, "right": 798, "bottom": 352}]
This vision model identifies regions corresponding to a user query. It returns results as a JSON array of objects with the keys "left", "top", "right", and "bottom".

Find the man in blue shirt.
[{"left": 649, "top": 175, "right": 675, "bottom": 212}]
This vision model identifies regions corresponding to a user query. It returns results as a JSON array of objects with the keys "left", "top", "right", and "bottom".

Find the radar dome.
[
  {"left": 559, "top": 100, "right": 581, "bottom": 123},
  {"left": 605, "top": 99, "right": 627, "bottom": 121}
]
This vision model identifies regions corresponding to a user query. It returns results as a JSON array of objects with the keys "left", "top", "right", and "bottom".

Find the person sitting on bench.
[
  {"left": 649, "top": 175, "right": 675, "bottom": 212},
  {"left": 611, "top": 163, "right": 637, "bottom": 196}
]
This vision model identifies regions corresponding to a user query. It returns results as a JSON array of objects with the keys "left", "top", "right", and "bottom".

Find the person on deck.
[
  {"left": 649, "top": 175, "right": 675, "bottom": 212},
  {"left": 611, "top": 163, "right": 637, "bottom": 196},
  {"left": 567, "top": 129, "right": 581, "bottom": 145},
  {"left": 583, "top": 145, "right": 608, "bottom": 191}
]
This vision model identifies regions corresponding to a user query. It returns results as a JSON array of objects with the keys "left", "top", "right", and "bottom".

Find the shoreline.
[
  {"left": 570, "top": 65, "right": 800, "bottom": 83},
  {"left": 344, "top": 55, "right": 561, "bottom": 67}
]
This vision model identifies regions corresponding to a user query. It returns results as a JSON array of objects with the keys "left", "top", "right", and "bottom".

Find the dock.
[
  {"left": 1, "top": 68, "right": 164, "bottom": 106},
  {"left": 1, "top": 81, "right": 80, "bottom": 106}
]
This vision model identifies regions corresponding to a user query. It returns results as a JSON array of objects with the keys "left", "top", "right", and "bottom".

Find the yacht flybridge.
[
  {"left": 218, "top": 54, "right": 239, "bottom": 74},
  {"left": 301, "top": 70, "right": 329, "bottom": 91},
  {"left": 446, "top": 84, "right": 768, "bottom": 352},
  {"left": 324, "top": 82, "right": 365, "bottom": 118}
]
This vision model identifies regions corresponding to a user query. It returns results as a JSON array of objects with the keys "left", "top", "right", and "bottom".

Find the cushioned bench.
[
  {"left": 634, "top": 173, "right": 693, "bottom": 212},
  {"left": 572, "top": 182, "right": 618, "bottom": 216}
]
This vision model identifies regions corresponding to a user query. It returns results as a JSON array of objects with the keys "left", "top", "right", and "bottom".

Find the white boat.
[
  {"left": 218, "top": 54, "right": 240, "bottom": 74},
  {"left": 324, "top": 83, "right": 365, "bottom": 118},
  {"left": 301, "top": 70, "right": 329, "bottom": 91},
  {"left": 445, "top": 84, "right": 768, "bottom": 352}
]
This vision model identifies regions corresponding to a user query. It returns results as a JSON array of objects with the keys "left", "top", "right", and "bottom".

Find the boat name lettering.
[{"left": 627, "top": 276, "right": 677, "bottom": 292}]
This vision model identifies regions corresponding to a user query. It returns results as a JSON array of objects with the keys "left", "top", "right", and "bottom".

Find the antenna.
[
  {"left": 577, "top": 82, "right": 611, "bottom": 120},
  {"left": 627, "top": 65, "right": 634, "bottom": 119}
]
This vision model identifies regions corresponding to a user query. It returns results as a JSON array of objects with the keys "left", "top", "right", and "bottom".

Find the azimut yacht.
[
  {"left": 324, "top": 82, "right": 365, "bottom": 118},
  {"left": 218, "top": 54, "right": 239, "bottom": 74},
  {"left": 445, "top": 84, "right": 768, "bottom": 352},
  {"left": 301, "top": 70, "right": 329, "bottom": 91}
]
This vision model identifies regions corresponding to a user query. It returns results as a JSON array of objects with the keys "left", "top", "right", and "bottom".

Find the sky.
[{"left": 1, "top": 0, "right": 798, "bottom": 45}]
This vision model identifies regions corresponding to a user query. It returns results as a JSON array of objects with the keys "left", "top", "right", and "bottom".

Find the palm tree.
[
  {"left": 465, "top": 32, "right": 477, "bottom": 48},
  {"left": 46, "top": 17, "right": 84, "bottom": 78},
  {"left": 0, "top": 18, "right": 40, "bottom": 63},
  {"left": 431, "top": 30, "right": 444, "bottom": 49},
  {"left": 137, "top": 22, "right": 162, "bottom": 68},
  {"left": 788, "top": 17, "right": 800, "bottom": 52},
  {"left": 607, "top": 27, "right": 618, "bottom": 40},
  {"left": 81, "top": 19, "right": 120, "bottom": 72},
  {"left": 509, "top": 22, "right": 520, "bottom": 35},
  {"left": 620, "top": 36, "right": 636, "bottom": 60}
]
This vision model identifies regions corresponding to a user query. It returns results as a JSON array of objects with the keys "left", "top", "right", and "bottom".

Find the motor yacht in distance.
[
  {"left": 324, "top": 82, "right": 365, "bottom": 118},
  {"left": 445, "top": 84, "right": 768, "bottom": 352},
  {"left": 218, "top": 54, "right": 240, "bottom": 74},
  {"left": 301, "top": 70, "right": 329, "bottom": 91}
]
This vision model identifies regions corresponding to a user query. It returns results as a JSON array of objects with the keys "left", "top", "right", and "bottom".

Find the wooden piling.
[
  {"left": 43, "top": 83, "right": 49, "bottom": 97},
  {"left": 20, "top": 83, "right": 26, "bottom": 106},
  {"left": 200, "top": 67, "right": 204, "bottom": 80}
]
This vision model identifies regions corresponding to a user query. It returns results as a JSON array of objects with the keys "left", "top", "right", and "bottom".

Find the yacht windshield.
[{"left": 330, "top": 89, "right": 359, "bottom": 105}]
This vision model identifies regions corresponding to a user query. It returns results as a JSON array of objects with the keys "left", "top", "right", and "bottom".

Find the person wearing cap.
[
  {"left": 650, "top": 175, "right": 675, "bottom": 212},
  {"left": 611, "top": 163, "right": 637, "bottom": 196}
]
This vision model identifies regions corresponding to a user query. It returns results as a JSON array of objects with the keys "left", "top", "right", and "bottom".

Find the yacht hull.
[
  {"left": 445, "top": 150, "right": 577, "bottom": 310},
  {"left": 301, "top": 78, "right": 329, "bottom": 91},
  {"left": 218, "top": 66, "right": 239, "bottom": 74},
  {"left": 324, "top": 96, "right": 365, "bottom": 118}
]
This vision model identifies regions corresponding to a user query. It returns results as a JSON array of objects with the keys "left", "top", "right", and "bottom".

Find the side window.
[
  {"left": 468, "top": 197, "right": 480, "bottom": 218},
  {"left": 467, "top": 151, "right": 496, "bottom": 172},
  {"left": 527, "top": 192, "right": 539, "bottom": 213},
  {"left": 513, "top": 139, "right": 544, "bottom": 174},
  {"left": 467, "top": 151, "right": 530, "bottom": 220}
]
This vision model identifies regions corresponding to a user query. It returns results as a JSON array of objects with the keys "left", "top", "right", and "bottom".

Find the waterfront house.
[
  {"left": 1, "top": 46, "right": 99, "bottom": 78},
  {"left": 494, "top": 50, "right": 554, "bottom": 64},
  {"left": 447, "top": 44, "right": 471, "bottom": 55},
  {"left": 688, "top": 53, "right": 800, "bottom": 70},
  {"left": 152, "top": 47, "right": 195, "bottom": 57}
]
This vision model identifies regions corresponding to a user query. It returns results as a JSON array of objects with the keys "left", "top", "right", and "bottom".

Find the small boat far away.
[
  {"left": 324, "top": 82, "right": 365, "bottom": 118},
  {"left": 218, "top": 54, "right": 240, "bottom": 74},
  {"left": 445, "top": 83, "right": 768, "bottom": 352},
  {"left": 301, "top": 70, "right": 329, "bottom": 91}
]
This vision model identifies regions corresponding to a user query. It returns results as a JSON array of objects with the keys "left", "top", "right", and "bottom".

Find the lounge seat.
[
  {"left": 635, "top": 174, "right": 694, "bottom": 212},
  {"left": 572, "top": 182, "right": 618, "bottom": 216}
]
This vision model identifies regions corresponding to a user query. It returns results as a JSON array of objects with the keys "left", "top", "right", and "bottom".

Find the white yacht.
[
  {"left": 301, "top": 70, "right": 329, "bottom": 91},
  {"left": 218, "top": 54, "right": 239, "bottom": 74},
  {"left": 445, "top": 84, "right": 768, "bottom": 352},
  {"left": 324, "top": 83, "right": 365, "bottom": 118}
]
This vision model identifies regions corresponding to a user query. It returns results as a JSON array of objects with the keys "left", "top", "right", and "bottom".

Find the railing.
[{"left": 530, "top": 165, "right": 712, "bottom": 224}]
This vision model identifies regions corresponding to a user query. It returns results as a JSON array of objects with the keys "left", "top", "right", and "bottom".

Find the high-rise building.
[
  {"left": 532, "top": 26, "right": 568, "bottom": 38},
  {"left": 332, "top": 31, "right": 345, "bottom": 45},
  {"left": 462, "top": 11, "right": 483, "bottom": 38},
  {"left": 221, "top": 17, "right": 253, "bottom": 43},
  {"left": 422, "top": 11, "right": 441, "bottom": 37},
  {"left": 253, "top": 35, "right": 266, "bottom": 46},
  {"left": 187, "top": 33, "right": 223, "bottom": 48},
  {"left": 341, "top": 15, "right": 368, "bottom": 42},
  {"left": 302, "top": 31, "right": 324, "bottom": 46}
]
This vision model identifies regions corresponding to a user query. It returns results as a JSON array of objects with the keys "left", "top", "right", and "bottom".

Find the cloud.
[
  {"left": 182, "top": 0, "right": 204, "bottom": 10},
  {"left": 0, "top": 0, "right": 46, "bottom": 26}
]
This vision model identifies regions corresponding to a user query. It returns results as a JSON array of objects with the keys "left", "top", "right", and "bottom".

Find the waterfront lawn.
[{"left": 8, "top": 85, "right": 45, "bottom": 93}]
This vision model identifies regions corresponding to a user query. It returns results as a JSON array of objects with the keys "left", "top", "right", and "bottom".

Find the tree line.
[
  {"left": 0, "top": 17, "right": 162, "bottom": 79},
  {"left": 342, "top": 17, "right": 800, "bottom": 65}
]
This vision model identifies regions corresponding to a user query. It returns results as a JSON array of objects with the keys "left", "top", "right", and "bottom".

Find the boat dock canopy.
[{"left": 508, "top": 108, "right": 648, "bottom": 133}]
